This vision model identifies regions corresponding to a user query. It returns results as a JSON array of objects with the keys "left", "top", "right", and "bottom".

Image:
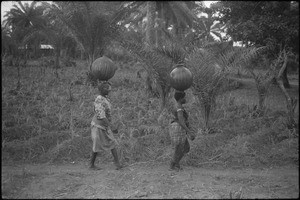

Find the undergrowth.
[{"left": 1, "top": 60, "right": 298, "bottom": 169}]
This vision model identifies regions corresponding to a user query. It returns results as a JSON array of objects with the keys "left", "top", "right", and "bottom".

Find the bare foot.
[
  {"left": 89, "top": 165, "right": 102, "bottom": 170},
  {"left": 115, "top": 164, "right": 124, "bottom": 170}
]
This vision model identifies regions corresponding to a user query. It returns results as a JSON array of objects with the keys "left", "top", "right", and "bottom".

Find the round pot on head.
[
  {"left": 170, "top": 64, "right": 193, "bottom": 91},
  {"left": 91, "top": 56, "right": 117, "bottom": 81}
]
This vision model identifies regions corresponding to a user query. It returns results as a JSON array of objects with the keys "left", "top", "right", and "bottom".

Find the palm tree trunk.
[
  {"left": 55, "top": 47, "right": 60, "bottom": 78},
  {"left": 88, "top": 54, "right": 95, "bottom": 71},
  {"left": 146, "top": 1, "right": 156, "bottom": 47},
  {"left": 145, "top": 1, "right": 158, "bottom": 97},
  {"left": 275, "top": 49, "right": 295, "bottom": 128},
  {"left": 282, "top": 67, "right": 291, "bottom": 88},
  {"left": 257, "top": 92, "right": 266, "bottom": 114},
  {"left": 276, "top": 78, "right": 296, "bottom": 128},
  {"left": 156, "top": 9, "right": 164, "bottom": 48}
]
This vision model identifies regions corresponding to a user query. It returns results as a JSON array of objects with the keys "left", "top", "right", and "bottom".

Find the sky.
[
  {"left": 203, "top": 1, "right": 215, "bottom": 8},
  {"left": 1, "top": 1, "right": 11, "bottom": 21},
  {"left": 1, "top": 1, "right": 18, "bottom": 21},
  {"left": 1, "top": 1, "right": 36, "bottom": 22}
]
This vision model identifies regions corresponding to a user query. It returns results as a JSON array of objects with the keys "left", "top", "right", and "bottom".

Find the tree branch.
[{"left": 277, "top": 49, "right": 288, "bottom": 78}]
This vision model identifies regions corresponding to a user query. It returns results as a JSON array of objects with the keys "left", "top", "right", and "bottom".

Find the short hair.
[
  {"left": 174, "top": 91, "right": 186, "bottom": 101},
  {"left": 97, "top": 81, "right": 111, "bottom": 92}
]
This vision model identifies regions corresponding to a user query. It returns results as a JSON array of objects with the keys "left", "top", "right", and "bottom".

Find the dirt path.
[{"left": 2, "top": 162, "right": 298, "bottom": 199}]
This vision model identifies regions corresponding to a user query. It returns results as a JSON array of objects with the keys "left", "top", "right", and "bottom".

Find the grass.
[
  {"left": 1, "top": 58, "right": 299, "bottom": 169},
  {"left": 1, "top": 167, "right": 38, "bottom": 199}
]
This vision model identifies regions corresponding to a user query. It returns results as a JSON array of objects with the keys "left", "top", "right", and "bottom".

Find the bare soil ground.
[{"left": 2, "top": 161, "right": 299, "bottom": 199}]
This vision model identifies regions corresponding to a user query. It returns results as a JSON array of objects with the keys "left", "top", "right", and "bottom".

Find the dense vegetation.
[
  {"left": 2, "top": 1, "right": 299, "bottom": 168},
  {"left": 2, "top": 59, "right": 298, "bottom": 168}
]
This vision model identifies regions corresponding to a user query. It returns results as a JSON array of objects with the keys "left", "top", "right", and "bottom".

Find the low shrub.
[
  {"left": 1, "top": 59, "right": 298, "bottom": 170},
  {"left": 220, "top": 77, "right": 244, "bottom": 93},
  {"left": 183, "top": 98, "right": 298, "bottom": 169},
  {"left": 2, "top": 131, "right": 70, "bottom": 163},
  {"left": 41, "top": 136, "right": 92, "bottom": 163},
  {"left": 2, "top": 125, "right": 36, "bottom": 142}
]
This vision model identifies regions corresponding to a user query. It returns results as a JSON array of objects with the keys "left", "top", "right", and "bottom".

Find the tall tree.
[
  {"left": 118, "top": 1, "right": 198, "bottom": 47},
  {"left": 42, "top": 1, "right": 122, "bottom": 69},
  {"left": 4, "top": 1, "right": 46, "bottom": 58},
  {"left": 211, "top": 1, "right": 299, "bottom": 88},
  {"left": 154, "top": 1, "right": 198, "bottom": 43},
  {"left": 23, "top": 16, "right": 72, "bottom": 77},
  {"left": 115, "top": 1, "right": 200, "bottom": 101},
  {"left": 196, "top": 5, "right": 225, "bottom": 42},
  {"left": 4, "top": 1, "right": 46, "bottom": 29}
]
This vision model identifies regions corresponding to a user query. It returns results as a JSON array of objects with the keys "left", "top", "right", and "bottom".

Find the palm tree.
[
  {"left": 4, "top": 1, "right": 46, "bottom": 58},
  {"left": 116, "top": 32, "right": 174, "bottom": 110},
  {"left": 23, "top": 18, "right": 72, "bottom": 77},
  {"left": 111, "top": 3, "right": 251, "bottom": 130},
  {"left": 157, "top": 1, "right": 198, "bottom": 40},
  {"left": 198, "top": 16, "right": 225, "bottom": 42},
  {"left": 117, "top": 1, "right": 198, "bottom": 47},
  {"left": 42, "top": 1, "right": 121, "bottom": 70},
  {"left": 1, "top": 24, "right": 13, "bottom": 57},
  {"left": 186, "top": 40, "right": 235, "bottom": 132},
  {"left": 4, "top": 1, "right": 45, "bottom": 28},
  {"left": 188, "top": 3, "right": 227, "bottom": 44},
  {"left": 115, "top": 1, "right": 200, "bottom": 101}
]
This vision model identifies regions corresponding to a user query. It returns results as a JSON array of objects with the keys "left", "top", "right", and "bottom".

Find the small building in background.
[
  {"left": 17, "top": 44, "right": 54, "bottom": 58},
  {"left": 40, "top": 44, "right": 54, "bottom": 57}
]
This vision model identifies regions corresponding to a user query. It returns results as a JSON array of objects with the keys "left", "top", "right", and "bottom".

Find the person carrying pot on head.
[
  {"left": 169, "top": 91, "right": 195, "bottom": 171},
  {"left": 89, "top": 82, "right": 123, "bottom": 170}
]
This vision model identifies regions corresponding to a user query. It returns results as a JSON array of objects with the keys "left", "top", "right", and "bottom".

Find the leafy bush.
[
  {"left": 2, "top": 131, "right": 70, "bottom": 163},
  {"left": 184, "top": 99, "right": 298, "bottom": 168}
]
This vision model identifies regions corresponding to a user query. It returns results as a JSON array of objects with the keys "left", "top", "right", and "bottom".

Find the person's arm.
[
  {"left": 177, "top": 110, "right": 195, "bottom": 140},
  {"left": 177, "top": 110, "right": 190, "bottom": 133},
  {"left": 96, "top": 116, "right": 118, "bottom": 132},
  {"left": 98, "top": 117, "right": 111, "bottom": 128}
]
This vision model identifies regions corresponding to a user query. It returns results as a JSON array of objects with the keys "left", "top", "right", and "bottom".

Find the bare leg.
[
  {"left": 175, "top": 139, "right": 190, "bottom": 170},
  {"left": 89, "top": 152, "right": 102, "bottom": 170},
  {"left": 111, "top": 148, "right": 123, "bottom": 170},
  {"left": 169, "top": 144, "right": 181, "bottom": 171}
]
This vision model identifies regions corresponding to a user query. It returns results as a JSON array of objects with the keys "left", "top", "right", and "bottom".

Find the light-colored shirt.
[{"left": 94, "top": 95, "right": 112, "bottom": 122}]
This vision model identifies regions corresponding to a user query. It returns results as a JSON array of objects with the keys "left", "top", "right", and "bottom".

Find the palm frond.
[
  {"left": 17, "top": 1, "right": 27, "bottom": 14},
  {"left": 169, "top": 1, "right": 198, "bottom": 28},
  {"left": 154, "top": 41, "right": 186, "bottom": 65},
  {"left": 43, "top": 2, "right": 117, "bottom": 65},
  {"left": 186, "top": 42, "right": 233, "bottom": 129},
  {"left": 239, "top": 46, "right": 270, "bottom": 67},
  {"left": 111, "top": 28, "right": 175, "bottom": 109},
  {"left": 112, "top": 1, "right": 145, "bottom": 25}
]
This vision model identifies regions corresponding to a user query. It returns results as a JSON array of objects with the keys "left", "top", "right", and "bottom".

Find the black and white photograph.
[{"left": 2, "top": 1, "right": 299, "bottom": 199}]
